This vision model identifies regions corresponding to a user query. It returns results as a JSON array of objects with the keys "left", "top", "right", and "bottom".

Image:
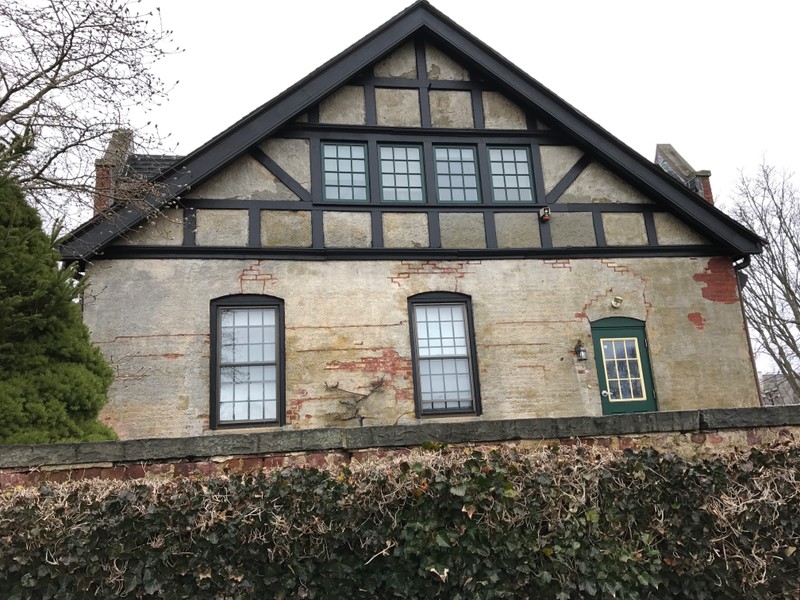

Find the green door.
[{"left": 591, "top": 317, "right": 656, "bottom": 414}]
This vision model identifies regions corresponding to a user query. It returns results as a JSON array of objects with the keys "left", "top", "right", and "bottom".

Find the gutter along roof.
[{"left": 59, "top": 0, "right": 763, "bottom": 262}]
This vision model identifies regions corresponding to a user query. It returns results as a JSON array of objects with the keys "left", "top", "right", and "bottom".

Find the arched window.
[
  {"left": 590, "top": 317, "right": 656, "bottom": 415},
  {"left": 210, "top": 295, "right": 285, "bottom": 428},
  {"left": 408, "top": 292, "right": 481, "bottom": 417}
]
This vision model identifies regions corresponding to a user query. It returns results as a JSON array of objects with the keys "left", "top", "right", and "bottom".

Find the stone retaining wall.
[{"left": 2, "top": 406, "right": 798, "bottom": 488}]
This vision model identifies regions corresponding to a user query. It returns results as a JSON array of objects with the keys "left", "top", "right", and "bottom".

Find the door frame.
[{"left": 590, "top": 317, "right": 657, "bottom": 415}]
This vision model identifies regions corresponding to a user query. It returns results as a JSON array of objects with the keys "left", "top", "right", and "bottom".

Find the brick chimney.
[
  {"left": 654, "top": 144, "right": 714, "bottom": 205},
  {"left": 94, "top": 129, "right": 133, "bottom": 214}
]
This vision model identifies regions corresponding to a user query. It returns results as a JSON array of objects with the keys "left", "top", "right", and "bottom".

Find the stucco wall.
[{"left": 82, "top": 256, "right": 759, "bottom": 440}]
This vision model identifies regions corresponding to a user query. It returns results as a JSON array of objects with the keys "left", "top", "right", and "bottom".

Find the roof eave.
[{"left": 59, "top": 0, "right": 763, "bottom": 261}]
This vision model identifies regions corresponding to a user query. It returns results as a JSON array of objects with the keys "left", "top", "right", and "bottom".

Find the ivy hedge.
[{"left": 1, "top": 444, "right": 798, "bottom": 599}]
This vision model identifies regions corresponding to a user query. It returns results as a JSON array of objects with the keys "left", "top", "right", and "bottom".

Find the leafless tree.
[
  {"left": 0, "top": 0, "right": 177, "bottom": 227},
  {"left": 729, "top": 163, "right": 800, "bottom": 404}
]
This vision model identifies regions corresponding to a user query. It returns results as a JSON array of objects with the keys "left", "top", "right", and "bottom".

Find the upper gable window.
[
  {"left": 434, "top": 146, "right": 480, "bottom": 203},
  {"left": 379, "top": 145, "right": 425, "bottom": 202},
  {"left": 488, "top": 146, "right": 534, "bottom": 202},
  {"left": 322, "top": 142, "right": 368, "bottom": 202},
  {"left": 317, "top": 141, "right": 537, "bottom": 205}
]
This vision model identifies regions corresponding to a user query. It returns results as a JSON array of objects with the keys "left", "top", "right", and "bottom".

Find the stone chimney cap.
[
  {"left": 654, "top": 143, "right": 710, "bottom": 182},
  {"left": 654, "top": 144, "right": 713, "bottom": 205},
  {"left": 96, "top": 129, "right": 133, "bottom": 167}
]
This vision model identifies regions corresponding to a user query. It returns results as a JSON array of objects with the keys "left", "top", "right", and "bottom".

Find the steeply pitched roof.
[
  {"left": 125, "top": 154, "right": 183, "bottom": 180},
  {"left": 59, "top": 0, "right": 763, "bottom": 261}
]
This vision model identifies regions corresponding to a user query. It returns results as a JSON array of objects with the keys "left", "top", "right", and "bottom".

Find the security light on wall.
[
  {"left": 574, "top": 340, "right": 588, "bottom": 361},
  {"left": 539, "top": 206, "right": 551, "bottom": 222}
]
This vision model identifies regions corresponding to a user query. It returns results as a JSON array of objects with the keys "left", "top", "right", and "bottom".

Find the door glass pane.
[{"left": 600, "top": 337, "right": 647, "bottom": 402}]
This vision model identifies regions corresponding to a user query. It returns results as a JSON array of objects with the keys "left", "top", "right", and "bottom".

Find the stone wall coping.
[{"left": 2, "top": 406, "right": 798, "bottom": 470}]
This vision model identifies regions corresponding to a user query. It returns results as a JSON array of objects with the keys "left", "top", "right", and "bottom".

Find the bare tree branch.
[
  {"left": 729, "top": 163, "right": 800, "bottom": 404},
  {"left": 0, "top": 0, "right": 178, "bottom": 227}
]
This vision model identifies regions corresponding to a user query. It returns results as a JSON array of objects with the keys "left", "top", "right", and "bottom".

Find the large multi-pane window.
[
  {"left": 210, "top": 295, "right": 284, "bottom": 427},
  {"left": 322, "top": 143, "right": 368, "bottom": 201},
  {"left": 379, "top": 145, "right": 424, "bottom": 202},
  {"left": 409, "top": 293, "right": 480, "bottom": 415},
  {"left": 319, "top": 142, "right": 535, "bottom": 205},
  {"left": 433, "top": 146, "right": 480, "bottom": 203},
  {"left": 488, "top": 146, "right": 534, "bottom": 202}
]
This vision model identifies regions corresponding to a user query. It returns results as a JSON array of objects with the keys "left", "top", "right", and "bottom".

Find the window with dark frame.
[
  {"left": 488, "top": 146, "right": 534, "bottom": 202},
  {"left": 433, "top": 146, "right": 480, "bottom": 203},
  {"left": 409, "top": 293, "right": 481, "bottom": 416},
  {"left": 318, "top": 141, "right": 536, "bottom": 206},
  {"left": 379, "top": 144, "right": 425, "bottom": 202},
  {"left": 322, "top": 142, "right": 368, "bottom": 202},
  {"left": 210, "top": 295, "right": 285, "bottom": 428}
]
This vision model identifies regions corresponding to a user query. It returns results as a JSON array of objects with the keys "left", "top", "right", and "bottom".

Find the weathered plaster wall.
[
  {"left": 376, "top": 88, "right": 421, "bottom": 127},
  {"left": 82, "top": 256, "right": 759, "bottom": 440},
  {"left": 184, "top": 155, "right": 298, "bottom": 201},
  {"left": 558, "top": 161, "right": 653, "bottom": 204},
  {"left": 115, "top": 208, "right": 185, "bottom": 246},
  {"left": 425, "top": 44, "right": 469, "bottom": 80},
  {"left": 373, "top": 42, "right": 416, "bottom": 78},
  {"left": 482, "top": 91, "right": 527, "bottom": 129},
  {"left": 319, "top": 86, "right": 366, "bottom": 125}
]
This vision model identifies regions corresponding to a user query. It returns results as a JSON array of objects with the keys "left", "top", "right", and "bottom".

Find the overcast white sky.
[{"left": 135, "top": 0, "right": 798, "bottom": 209}]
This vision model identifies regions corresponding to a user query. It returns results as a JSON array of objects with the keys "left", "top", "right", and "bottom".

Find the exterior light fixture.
[
  {"left": 574, "top": 340, "right": 588, "bottom": 361},
  {"left": 539, "top": 206, "right": 551, "bottom": 222}
]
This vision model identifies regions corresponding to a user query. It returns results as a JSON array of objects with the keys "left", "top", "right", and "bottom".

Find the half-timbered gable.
[{"left": 61, "top": 2, "right": 763, "bottom": 440}]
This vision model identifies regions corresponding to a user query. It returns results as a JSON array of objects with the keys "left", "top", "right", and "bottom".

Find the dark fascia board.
[{"left": 59, "top": 0, "right": 763, "bottom": 261}]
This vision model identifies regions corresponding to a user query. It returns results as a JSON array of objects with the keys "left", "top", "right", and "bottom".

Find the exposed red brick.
[
  {"left": 143, "top": 463, "right": 174, "bottom": 477},
  {"left": 690, "top": 433, "right": 706, "bottom": 444},
  {"left": 746, "top": 429, "right": 762, "bottom": 445},
  {"left": 238, "top": 261, "right": 277, "bottom": 293},
  {"left": 544, "top": 259, "right": 573, "bottom": 271},
  {"left": 0, "top": 472, "right": 36, "bottom": 488},
  {"left": 263, "top": 456, "right": 289, "bottom": 470},
  {"left": 238, "top": 457, "right": 265, "bottom": 473},
  {"left": 304, "top": 453, "right": 329, "bottom": 468},
  {"left": 94, "top": 165, "right": 113, "bottom": 214},
  {"left": 40, "top": 470, "right": 72, "bottom": 484},
  {"left": 124, "top": 464, "right": 148, "bottom": 480},
  {"left": 325, "top": 348, "right": 414, "bottom": 403},
  {"left": 172, "top": 462, "right": 197, "bottom": 477},
  {"left": 687, "top": 313, "right": 706, "bottom": 330},
  {"left": 707, "top": 433, "right": 724, "bottom": 444},
  {"left": 698, "top": 176, "right": 714, "bottom": 205},
  {"left": 389, "top": 260, "right": 479, "bottom": 286},
  {"left": 692, "top": 258, "right": 739, "bottom": 304},
  {"left": 99, "top": 467, "right": 127, "bottom": 480}
]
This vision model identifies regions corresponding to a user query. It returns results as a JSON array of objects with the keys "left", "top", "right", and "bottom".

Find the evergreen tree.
[{"left": 0, "top": 174, "right": 115, "bottom": 444}]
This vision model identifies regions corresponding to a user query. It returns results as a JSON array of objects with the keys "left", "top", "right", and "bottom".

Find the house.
[
  {"left": 60, "top": 1, "right": 764, "bottom": 441},
  {"left": 761, "top": 373, "right": 800, "bottom": 406}
]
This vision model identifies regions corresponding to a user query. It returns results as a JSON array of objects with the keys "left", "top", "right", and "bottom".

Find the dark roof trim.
[
  {"left": 59, "top": 0, "right": 762, "bottom": 261},
  {"left": 92, "top": 243, "right": 729, "bottom": 262}
]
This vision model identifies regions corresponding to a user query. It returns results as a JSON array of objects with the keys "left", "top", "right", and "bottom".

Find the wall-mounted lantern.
[
  {"left": 539, "top": 206, "right": 551, "bottom": 222},
  {"left": 574, "top": 340, "right": 588, "bottom": 361}
]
